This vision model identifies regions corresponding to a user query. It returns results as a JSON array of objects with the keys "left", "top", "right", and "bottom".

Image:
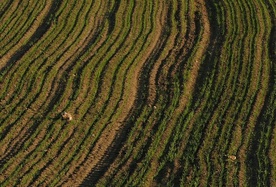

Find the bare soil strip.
[{"left": 59, "top": 1, "right": 167, "bottom": 186}]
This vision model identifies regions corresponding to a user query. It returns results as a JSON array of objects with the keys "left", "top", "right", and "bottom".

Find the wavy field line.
[
  {"left": 0, "top": 0, "right": 275, "bottom": 186},
  {"left": 0, "top": 0, "right": 50, "bottom": 70}
]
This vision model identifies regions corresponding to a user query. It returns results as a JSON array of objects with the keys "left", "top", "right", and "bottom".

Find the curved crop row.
[{"left": 0, "top": 0, "right": 275, "bottom": 186}]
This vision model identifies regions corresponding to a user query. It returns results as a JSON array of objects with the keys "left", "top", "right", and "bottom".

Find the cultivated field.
[{"left": 0, "top": 0, "right": 275, "bottom": 186}]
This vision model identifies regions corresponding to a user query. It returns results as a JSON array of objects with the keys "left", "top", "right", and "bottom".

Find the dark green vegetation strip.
[{"left": 0, "top": 0, "right": 275, "bottom": 186}]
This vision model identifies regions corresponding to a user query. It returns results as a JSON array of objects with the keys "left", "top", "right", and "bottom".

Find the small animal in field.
[
  {"left": 61, "top": 111, "right": 73, "bottom": 122},
  {"left": 226, "top": 155, "right": 237, "bottom": 161}
]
